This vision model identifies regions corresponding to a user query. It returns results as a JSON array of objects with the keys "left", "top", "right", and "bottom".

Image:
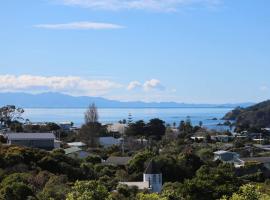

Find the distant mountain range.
[{"left": 0, "top": 92, "right": 254, "bottom": 108}]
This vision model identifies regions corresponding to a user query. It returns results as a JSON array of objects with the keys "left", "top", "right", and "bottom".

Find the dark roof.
[
  {"left": 144, "top": 160, "right": 161, "bottom": 174},
  {"left": 105, "top": 156, "right": 132, "bottom": 166},
  {"left": 7, "top": 133, "right": 55, "bottom": 140},
  {"left": 241, "top": 157, "right": 270, "bottom": 164}
]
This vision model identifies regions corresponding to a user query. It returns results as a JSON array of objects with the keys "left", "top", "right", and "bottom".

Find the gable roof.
[
  {"left": 105, "top": 156, "right": 132, "bottom": 166},
  {"left": 64, "top": 147, "right": 82, "bottom": 155},
  {"left": 144, "top": 160, "right": 161, "bottom": 174},
  {"left": 7, "top": 133, "right": 55, "bottom": 140}
]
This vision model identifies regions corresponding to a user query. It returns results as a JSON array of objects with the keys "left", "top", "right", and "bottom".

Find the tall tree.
[
  {"left": 85, "top": 103, "right": 99, "bottom": 124},
  {"left": 0, "top": 105, "right": 24, "bottom": 127}
]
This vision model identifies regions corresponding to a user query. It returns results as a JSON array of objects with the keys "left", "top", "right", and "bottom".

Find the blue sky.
[{"left": 0, "top": 0, "right": 269, "bottom": 103}]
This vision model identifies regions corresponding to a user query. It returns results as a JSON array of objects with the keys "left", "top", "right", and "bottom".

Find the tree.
[
  {"left": 66, "top": 180, "right": 109, "bottom": 200},
  {"left": 221, "top": 184, "right": 270, "bottom": 200},
  {"left": 146, "top": 118, "right": 166, "bottom": 140},
  {"left": 179, "top": 164, "right": 241, "bottom": 200},
  {"left": 0, "top": 105, "right": 24, "bottom": 127},
  {"left": 136, "top": 193, "right": 167, "bottom": 200},
  {"left": 126, "top": 120, "right": 146, "bottom": 137},
  {"left": 85, "top": 103, "right": 99, "bottom": 124}
]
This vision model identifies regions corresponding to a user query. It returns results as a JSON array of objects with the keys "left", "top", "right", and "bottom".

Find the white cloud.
[
  {"left": 143, "top": 79, "right": 164, "bottom": 91},
  {"left": 35, "top": 21, "right": 124, "bottom": 30},
  {"left": 127, "top": 79, "right": 164, "bottom": 91},
  {"left": 58, "top": 0, "right": 222, "bottom": 11},
  {"left": 127, "top": 81, "right": 142, "bottom": 90},
  {"left": 0, "top": 75, "right": 122, "bottom": 96}
]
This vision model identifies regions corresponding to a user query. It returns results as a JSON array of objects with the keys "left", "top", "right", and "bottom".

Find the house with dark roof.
[
  {"left": 214, "top": 150, "right": 244, "bottom": 167},
  {"left": 6, "top": 132, "right": 56, "bottom": 150},
  {"left": 119, "top": 160, "right": 163, "bottom": 193}
]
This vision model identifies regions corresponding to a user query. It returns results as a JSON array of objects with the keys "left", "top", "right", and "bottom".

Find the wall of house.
[
  {"left": 9, "top": 139, "right": 55, "bottom": 150},
  {"left": 143, "top": 173, "right": 162, "bottom": 193}
]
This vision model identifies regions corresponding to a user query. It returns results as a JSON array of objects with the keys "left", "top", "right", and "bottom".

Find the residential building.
[
  {"left": 64, "top": 147, "right": 89, "bottom": 159},
  {"left": 107, "top": 123, "right": 127, "bottom": 135},
  {"left": 119, "top": 160, "right": 163, "bottom": 193},
  {"left": 6, "top": 132, "right": 56, "bottom": 150},
  {"left": 67, "top": 142, "right": 86, "bottom": 148},
  {"left": 99, "top": 137, "right": 122, "bottom": 147},
  {"left": 214, "top": 150, "right": 244, "bottom": 167}
]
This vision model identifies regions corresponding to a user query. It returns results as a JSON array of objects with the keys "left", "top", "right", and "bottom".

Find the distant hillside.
[
  {"left": 223, "top": 100, "right": 270, "bottom": 131},
  {"left": 0, "top": 92, "right": 254, "bottom": 108}
]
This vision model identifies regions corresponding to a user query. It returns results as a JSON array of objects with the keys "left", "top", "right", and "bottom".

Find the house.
[
  {"left": 211, "top": 135, "right": 232, "bottom": 143},
  {"left": 58, "top": 122, "right": 73, "bottom": 131},
  {"left": 6, "top": 132, "right": 56, "bottom": 150},
  {"left": 119, "top": 160, "right": 163, "bottom": 193},
  {"left": 64, "top": 147, "right": 89, "bottom": 159},
  {"left": 67, "top": 142, "right": 86, "bottom": 148},
  {"left": 107, "top": 123, "right": 127, "bottom": 135},
  {"left": 190, "top": 136, "right": 205, "bottom": 141},
  {"left": 214, "top": 150, "right": 243, "bottom": 167},
  {"left": 104, "top": 156, "right": 132, "bottom": 166},
  {"left": 99, "top": 137, "right": 122, "bottom": 147}
]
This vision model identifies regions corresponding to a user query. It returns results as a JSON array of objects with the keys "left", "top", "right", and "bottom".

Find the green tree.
[
  {"left": 146, "top": 118, "right": 166, "bottom": 139},
  {"left": 136, "top": 193, "right": 167, "bottom": 200},
  {"left": 221, "top": 184, "right": 270, "bottom": 200},
  {"left": 66, "top": 180, "right": 109, "bottom": 200}
]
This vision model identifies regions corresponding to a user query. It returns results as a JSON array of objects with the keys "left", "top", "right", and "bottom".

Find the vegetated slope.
[{"left": 223, "top": 100, "right": 270, "bottom": 131}]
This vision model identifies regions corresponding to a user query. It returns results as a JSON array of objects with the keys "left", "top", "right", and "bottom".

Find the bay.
[{"left": 23, "top": 107, "right": 232, "bottom": 131}]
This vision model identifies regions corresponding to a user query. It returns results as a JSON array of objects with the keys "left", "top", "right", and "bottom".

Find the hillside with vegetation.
[{"left": 223, "top": 100, "right": 270, "bottom": 132}]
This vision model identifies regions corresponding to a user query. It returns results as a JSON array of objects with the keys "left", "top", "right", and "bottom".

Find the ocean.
[{"left": 22, "top": 107, "right": 233, "bottom": 131}]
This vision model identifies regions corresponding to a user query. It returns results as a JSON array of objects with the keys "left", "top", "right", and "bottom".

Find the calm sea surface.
[{"left": 23, "top": 108, "right": 232, "bottom": 130}]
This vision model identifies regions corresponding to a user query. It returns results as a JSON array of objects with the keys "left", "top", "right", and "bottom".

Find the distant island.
[{"left": 0, "top": 92, "right": 254, "bottom": 109}]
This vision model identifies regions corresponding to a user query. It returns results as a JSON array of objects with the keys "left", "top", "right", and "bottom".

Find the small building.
[
  {"left": 58, "top": 122, "right": 73, "bottom": 131},
  {"left": 67, "top": 142, "right": 86, "bottom": 148},
  {"left": 143, "top": 160, "right": 163, "bottom": 193},
  {"left": 214, "top": 150, "right": 243, "bottom": 167},
  {"left": 211, "top": 135, "right": 233, "bottom": 143},
  {"left": 99, "top": 137, "right": 122, "bottom": 147},
  {"left": 107, "top": 123, "right": 127, "bottom": 134},
  {"left": 119, "top": 160, "right": 163, "bottom": 193},
  {"left": 6, "top": 132, "right": 56, "bottom": 150},
  {"left": 104, "top": 156, "right": 132, "bottom": 166},
  {"left": 64, "top": 147, "right": 89, "bottom": 159}
]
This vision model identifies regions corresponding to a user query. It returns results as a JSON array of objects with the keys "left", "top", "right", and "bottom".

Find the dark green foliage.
[
  {"left": 179, "top": 164, "right": 241, "bottom": 200},
  {"left": 223, "top": 100, "right": 270, "bottom": 131}
]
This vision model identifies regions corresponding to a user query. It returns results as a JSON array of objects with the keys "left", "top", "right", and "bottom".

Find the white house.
[
  {"left": 107, "top": 123, "right": 127, "bottom": 135},
  {"left": 214, "top": 150, "right": 244, "bottom": 167},
  {"left": 119, "top": 160, "right": 163, "bottom": 193},
  {"left": 64, "top": 147, "right": 89, "bottom": 159}
]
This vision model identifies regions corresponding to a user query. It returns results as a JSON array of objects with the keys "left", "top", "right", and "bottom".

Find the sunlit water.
[{"left": 22, "top": 108, "right": 232, "bottom": 131}]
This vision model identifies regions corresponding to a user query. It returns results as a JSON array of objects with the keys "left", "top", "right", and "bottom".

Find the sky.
[{"left": 0, "top": 0, "right": 270, "bottom": 103}]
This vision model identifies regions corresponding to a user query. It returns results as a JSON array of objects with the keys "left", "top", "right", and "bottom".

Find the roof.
[
  {"left": 214, "top": 150, "right": 231, "bottom": 155},
  {"left": 144, "top": 160, "right": 161, "bottom": 174},
  {"left": 105, "top": 156, "right": 132, "bottom": 166},
  {"left": 67, "top": 142, "right": 86, "bottom": 147},
  {"left": 7, "top": 133, "right": 55, "bottom": 140},
  {"left": 119, "top": 182, "right": 150, "bottom": 190},
  {"left": 241, "top": 157, "right": 270, "bottom": 164},
  {"left": 64, "top": 147, "right": 82, "bottom": 155}
]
